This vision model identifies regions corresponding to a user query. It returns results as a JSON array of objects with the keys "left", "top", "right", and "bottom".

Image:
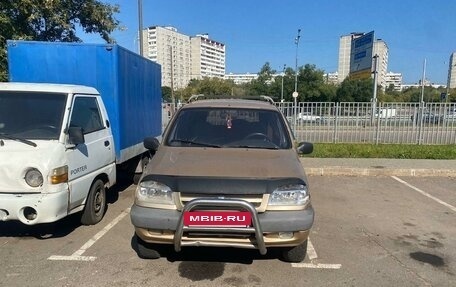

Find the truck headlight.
[
  {"left": 135, "top": 180, "right": 174, "bottom": 207},
  {"left": 268, "top": 184, "right": 309, "bottom": 206},
  {"left": 25, "top": 168, "right": 43, "bottom": 187}
]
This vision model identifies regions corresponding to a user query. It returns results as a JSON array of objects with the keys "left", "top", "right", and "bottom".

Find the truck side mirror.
[
  {"left": 144, "top": 137, "right": 160, "bottom": 151},
  {"left": 68, "top": 126, "right": 85, "bottom": 145},
  {"left": 297, "top": 142, "right": 313, "bottom": 154}
]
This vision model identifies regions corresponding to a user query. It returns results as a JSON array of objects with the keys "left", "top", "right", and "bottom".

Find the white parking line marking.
[
  {"left": 291, "top": 238, "right": 342, "bottom": 269},
  {"left": 291, "top": 263, "right": 342, "bottom": 269},
  {"left": 392, "top": 176, "right": 456, "bottom": 212},
  {"left": 48, "top": 208, "right": 130, "bottom": 261},
  {"left": 307, "top": 239, "right": 318, "bottom": 260},
  {"left": 47, "top": 255, "right": 97, "bottom": 262}
]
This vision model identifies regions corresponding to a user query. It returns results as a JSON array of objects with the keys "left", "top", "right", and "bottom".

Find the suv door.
[{"left": 66, "top": 95, "right": 114, "bottom": 211}]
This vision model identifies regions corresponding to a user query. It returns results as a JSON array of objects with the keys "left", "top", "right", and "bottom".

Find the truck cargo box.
[{"left": 7, "top": 40, "right": 162, "bottom": 163}]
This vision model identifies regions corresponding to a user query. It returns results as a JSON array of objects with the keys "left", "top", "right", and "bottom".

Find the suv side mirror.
[
  {"left": 68, "top": 126, "right": 85, "bottom": 145},
  {"left": 297, "top": 142, "right": 313, "bottom": 154},
  {"left": 144, "top": 137, "right": 160, "bottom": 151}
]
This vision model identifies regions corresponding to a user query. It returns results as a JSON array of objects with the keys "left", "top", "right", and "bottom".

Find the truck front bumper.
[
  {"left": 0, "top": 190, "right": 69, "bottom": 225},
  {"left": 130, "top": 199, "right": 314, "bottom": 253}
]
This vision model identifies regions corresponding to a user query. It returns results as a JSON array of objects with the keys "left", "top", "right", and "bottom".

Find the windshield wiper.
[
  {"left": 0, "top": 133, "right": 37, "bottom": 147},
  {"left": 224, "top": 144, "right": 279, "bottom": 150},
  {"left": 169, "top": 139, "right": 221, "bottom": 148}
]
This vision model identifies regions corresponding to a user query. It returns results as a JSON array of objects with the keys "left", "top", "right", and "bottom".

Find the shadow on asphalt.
[
  {"left": 129, "top": 234, "right": 283, "bottom": 265},
  {"left": 0, "top": 176, "right": 133, "bottom": 239}
]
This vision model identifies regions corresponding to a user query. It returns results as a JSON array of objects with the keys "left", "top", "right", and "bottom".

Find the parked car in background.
[
  {"left": 411, "top": 111, "right": 442, "bottom": 124},
  {"left": 298, "top": 112, "right": 322, "bottom": 123}
]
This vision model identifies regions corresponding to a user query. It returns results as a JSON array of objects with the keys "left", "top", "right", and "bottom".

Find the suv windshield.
[
  {"left": 0, "top": 91, "right": 67, "bottom": 140},
  {"left": 166, "top": 107, "right": 292, "bottom": 149}
]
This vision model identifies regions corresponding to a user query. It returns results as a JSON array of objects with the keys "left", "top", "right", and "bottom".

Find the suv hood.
[{"left": 147, "top": 146, "right": 305, "bottom": 179}]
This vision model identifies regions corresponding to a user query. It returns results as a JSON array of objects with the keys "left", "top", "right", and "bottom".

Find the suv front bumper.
[{"left": 130, "top": 199, "right": 314, "bottom": 253}]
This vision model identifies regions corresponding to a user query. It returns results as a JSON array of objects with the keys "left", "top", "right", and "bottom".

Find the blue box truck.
[{"left": 0, "top": 40, "right": 162, "bottom": 225}]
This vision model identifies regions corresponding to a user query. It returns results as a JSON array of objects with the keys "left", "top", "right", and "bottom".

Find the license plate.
[{"left": 184, "top": 211, "right": 251, "bottom": 227}]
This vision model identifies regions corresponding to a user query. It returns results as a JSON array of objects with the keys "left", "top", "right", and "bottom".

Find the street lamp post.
[
  {"left": 294, "top": 29, "right": 301, "bottom": 95},
  {"left": 138, "top": 0, "right": 144, "bottom": 56},
  {"left": 418, "top": 58, "right": 427, "bottom": 145},
  {"left": 281, "top": 64, "right": 286, "bottom": 103},
  {"left": 293, "top": 29, "right": 301, "bottom": 131}
]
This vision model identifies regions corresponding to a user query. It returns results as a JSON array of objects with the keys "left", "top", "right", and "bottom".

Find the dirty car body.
[{"left": 130, "top": 99, "right": 314, "bottom": 262}]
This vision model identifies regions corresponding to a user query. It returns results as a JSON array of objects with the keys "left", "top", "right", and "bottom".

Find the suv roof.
[{"left": 182, "top": 98, "right": 278, "bottom": 111}]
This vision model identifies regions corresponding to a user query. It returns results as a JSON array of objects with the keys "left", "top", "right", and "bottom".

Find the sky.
[{"left": 82, "top": 0, "right": 456, "bottom": 85}]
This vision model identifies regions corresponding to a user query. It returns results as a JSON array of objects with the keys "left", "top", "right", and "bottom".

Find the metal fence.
[{"left": 162, "top": 102, "right": 456, "bottom": 145}]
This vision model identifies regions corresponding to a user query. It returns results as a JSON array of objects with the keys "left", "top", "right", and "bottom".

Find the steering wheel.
[{"left": 244, "top": 132, "right": 269, "bottom": 140}]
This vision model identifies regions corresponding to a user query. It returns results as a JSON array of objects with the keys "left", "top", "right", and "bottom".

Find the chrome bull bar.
[{"left": 173, "top": 198, "right": 267, "bottom": 255}]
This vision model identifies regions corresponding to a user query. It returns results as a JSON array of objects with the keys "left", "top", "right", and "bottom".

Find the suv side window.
[{"left": 70, "top": 96, "right": 103, "bottom": 134}]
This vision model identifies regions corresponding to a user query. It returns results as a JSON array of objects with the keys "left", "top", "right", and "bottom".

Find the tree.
[
  {"left": 297, "top": 64, "right": 336, "bottom": 102},
  {"left": 335, "top": 78, "right": 373, "bottom": 102},
  {"left": 0, "top": 0, "right": 120, "bottom": 81},
  {"left": 245, "top": 62, "right": 276, "bottom": 96},
  {"left": 178, "top": 77, "right": 236, "bottom": 101},
  {"left": 161, "top": 86, "right": 172, "bottom": 102}
]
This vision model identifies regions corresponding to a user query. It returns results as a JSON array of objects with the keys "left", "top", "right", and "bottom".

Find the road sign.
[
  {"left": 292, "top": 91, "right": 299, "bottom": 98},
  {"left": 349, "top": 31, "right": 374, "bottom": 79}
]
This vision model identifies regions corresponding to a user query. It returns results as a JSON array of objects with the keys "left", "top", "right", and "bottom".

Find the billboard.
[{"left": 349, "top": 31, "right": 374, "bottom": 79}]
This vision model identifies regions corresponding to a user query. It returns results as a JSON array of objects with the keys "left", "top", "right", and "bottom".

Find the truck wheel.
[
  {"left": 135, "top": 234, "right": 160, "bottom": 259},
  {"left": 281, "top": 240, "right": 308, "bottom": 263},
  {"left": 81, "top": 179, "right": 106, "bottom": 225}
]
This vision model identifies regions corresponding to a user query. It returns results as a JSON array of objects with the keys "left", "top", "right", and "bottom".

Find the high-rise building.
[
  {"left": 143, "top": 26, "right": 226, "bottom": 90},
  {"left": 373, "top": 40, "right": 389, "bottom": 89},
  {"left": 338, "top": 33, "right": 364, "bottom": 83},
  {"left": 448, "top": 52, "right": 456, "bottom": 89},
  {"left": 191, "top": 34, "right": 226, "bottom": 79},
  {"left": 143, "top": 26, "right": 191, "bottom": 90},
  {"left": 338, "top": 32, "right": 389, "bottom": 89}
]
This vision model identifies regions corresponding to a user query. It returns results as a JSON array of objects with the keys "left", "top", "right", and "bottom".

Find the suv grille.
[{"left": 177, "top": 193, "right": 267, "bottom": 212}]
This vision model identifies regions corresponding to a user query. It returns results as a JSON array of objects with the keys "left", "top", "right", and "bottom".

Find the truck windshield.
[{"left": 0, "top": 91, "right": 67, "bottom": 140}]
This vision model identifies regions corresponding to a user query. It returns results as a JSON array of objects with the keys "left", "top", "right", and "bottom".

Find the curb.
[{"left": 305, "top": 167, "right": 456, "bottom": 177}]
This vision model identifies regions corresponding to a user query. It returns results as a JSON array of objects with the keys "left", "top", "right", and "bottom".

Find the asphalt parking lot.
[{"left": 1, "top": 175, "right": 455, "bottom": 287}]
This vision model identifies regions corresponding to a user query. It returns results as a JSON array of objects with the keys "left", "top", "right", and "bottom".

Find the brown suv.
[{"left": 130, "top": 98, "right": 314, "bottom": 262}]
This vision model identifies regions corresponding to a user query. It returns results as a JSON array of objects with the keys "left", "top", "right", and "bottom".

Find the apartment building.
[
  {"left": 224, "top": 73, "right": 258, "bottom": 85},
  {"left": 338, "top": 32, "right": 389, "bottom": 89},
  {"left": 338, "top": 33, "right": 364, "bottom": 83},
  {"left": 143, "top": 26, "right": 226, "bottom": 89},
  {"left": 373, "top": 40, "right": 389, "bottom": 89},
  {"left": 191, "top": 34, "right": 226, "bottom": 79},
  {"left": 384, "top": 72, "right": 402, "bottom": 91},
  {"left": 142, "top": 26, "right": 191, "bottom": 90}
]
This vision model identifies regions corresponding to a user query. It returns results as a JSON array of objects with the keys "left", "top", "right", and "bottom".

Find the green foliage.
[
  {"left": 164, "top": 61, "right": 455, "bottom": 104},
  {"left": 161, "top": 86, "right": 172, "bottom": 102},
  {"left": 306, "top": 143, "right": 456, "bottom": 159},
  {"left": 179, "top": 77, "right": 235, "bottom": 101},
  {"left": 297, "top": 64, "right": 335, "bottom": 102},
  {"left": 335, "top": 78, "right": 373, "bottom": 102},
  {"left": 0, "top": 0, "right": 120, "bottom": 81}
]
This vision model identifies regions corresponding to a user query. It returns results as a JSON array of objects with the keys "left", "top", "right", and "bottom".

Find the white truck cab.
[{"left": 0, "top": 83, "right": 116, "bottom": 225}]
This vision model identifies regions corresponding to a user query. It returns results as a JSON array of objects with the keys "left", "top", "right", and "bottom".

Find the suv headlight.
[
  {"left": 268, "top": 184, "right": 309, "bottom": 206},
  {"left": 135, "top": 180, "right": 175, "bottom": 207}
]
